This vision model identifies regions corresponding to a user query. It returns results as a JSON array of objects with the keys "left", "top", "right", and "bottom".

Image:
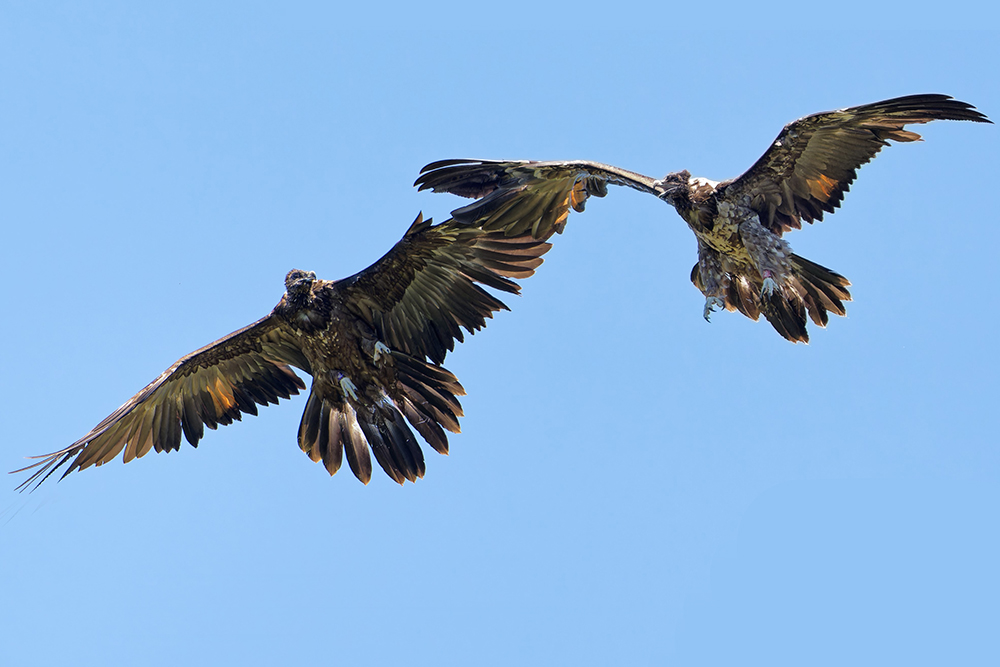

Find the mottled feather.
[
  {"left": 416, "top": 159, "right": 659, "bottom": 240},
  {"left": 15, "top": 214, "right": 551, "bottom": 490},
  {"left": 417, "top": 95, "right": 989, "bottom": 343},
  {"left": 15, "top": 316, "right": 307, "bottom": 490},
  {"left": 340, "top": 214, "right": 551, "bottom": 365},
  {"left": 722, "top": 94, "right": 992, "bottom": 233}
]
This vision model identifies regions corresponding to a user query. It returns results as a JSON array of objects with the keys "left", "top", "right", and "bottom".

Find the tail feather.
[
  {"left": 790, "top": 255, "right": 851, "bottom": 330},
  {"left": 361, "top": 397, "right": 426, "bottom": 484},
  {"left": 393, "top": 354, "right": 465, "bottom": 432},
  {"left": 393, "top": 351, "right": 465, "bottom": 455},
  {"left": 401, "top": 401, "right": 450, "bottom": 455},
  {"left": 725, "top": 273, "right": 762, "bottom": 322},
  {"left": 761, "top": 293, "right": 809, "bottom": 343},
  {"left": 691, "top": 253, "right": 852, "bottom": 343},
  {"left": 317, "top": 401, "right": 343, "bottom": 476},
  {"left": 297, "top": 350, "right": 467, "bottom": 485},
  {"left": 298, "top": 390, "right": 323, "bottom": 459},
  {"left": 338, "top": 406, "right": 373, "bottom": 484},
  {"left": 297, "top": 389, "right": 372, "bottom": 483}
]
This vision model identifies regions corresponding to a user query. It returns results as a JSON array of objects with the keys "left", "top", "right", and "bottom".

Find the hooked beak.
[{"left": 654, "top": 180, "right": 683, "bottom": 202}]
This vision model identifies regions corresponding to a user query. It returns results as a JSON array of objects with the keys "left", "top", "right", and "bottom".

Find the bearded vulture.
[
  {"left": 15, "top": 215, "right": 550, "bottom": 490},
  {"left": 415, "top": 94, "right": 990, "bottom": 342}
]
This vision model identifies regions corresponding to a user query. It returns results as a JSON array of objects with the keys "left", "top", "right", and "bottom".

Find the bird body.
[
  {"left": 273, "top": 268, "right": 462, "bottom": 485},
  {"left": 416, "top": 94, "right": 991, "bottom": 342},
  {"left": 655, "top": 169, "right": 828, "bottom": 335},
  {"left": 15, "top": 94, "right": 992, "bottom": 491},
  {"left": 15, "top": 214, "right": 550, "bottom": 490}
]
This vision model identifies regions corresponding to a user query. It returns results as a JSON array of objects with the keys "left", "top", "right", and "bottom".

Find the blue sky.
[{"left": 2, "top": 8, "right": 998, "bottom": 666}]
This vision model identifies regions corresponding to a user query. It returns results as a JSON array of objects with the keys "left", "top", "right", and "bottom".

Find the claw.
[
  {"left": 373, "top": 341, "right": 390, "bottom": 364},
  {"left": 335, "top": 372, "right": 358, "bottom": 401},
  {"left": 760, "top": 271, "right": 778, "bottom": 299},
  {"left": 703, "top": 296, "right": 725, "bottom": 322}
]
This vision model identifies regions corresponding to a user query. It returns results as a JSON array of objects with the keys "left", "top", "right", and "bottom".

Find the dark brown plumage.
[
  {"left": 416, "top": 94, "right": 991, "bottom": 342},
  {"left": 14, "top": 214, "right": 550, "bottom": 490}
]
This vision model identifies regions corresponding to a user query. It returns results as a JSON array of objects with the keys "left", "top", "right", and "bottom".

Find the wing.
[
  {"left": 722, "top": 94, "right": 991, "bottom": 234},
  {"left": 337, "top": 213, "right": 552, "bottom": 365},
  {"left": 415, "top": 159, "right": 661, "bottom": 239},
  {"left": 14, "top": 315, "right": 308, "bottom": 490}
]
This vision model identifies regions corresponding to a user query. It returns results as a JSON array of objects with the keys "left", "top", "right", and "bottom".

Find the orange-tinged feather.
[
  {"left": 211, "top": 376, "right": 236, "bottom": 412},
  {"left": 570, "top": 180, "right": 588, "bottom": 211},
  {"left": 808, "top": 174, "right": 838, "bottom": 200}
]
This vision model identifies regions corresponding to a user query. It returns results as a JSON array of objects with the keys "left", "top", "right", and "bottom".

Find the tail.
[
  {"left": 296, "top": 352, "right": 465, "bottom": 485},
  {"left": 692, "top": 254, "right": 851, "bottom": 343}
]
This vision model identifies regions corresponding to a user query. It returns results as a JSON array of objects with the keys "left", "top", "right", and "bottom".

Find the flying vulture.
[
  {"left": 15, "top": 214, "right": 550, "bottom": 490},
  {"left": 415, "top": 94, "right": 991, "bottom": 342}
]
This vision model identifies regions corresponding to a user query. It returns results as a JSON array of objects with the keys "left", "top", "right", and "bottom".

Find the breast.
[
  {"left": 699, "top": 199, "right": 751, "bottom": 257},
  {"left": 294, "top": 309, "right": 327, "bottom": 329}
]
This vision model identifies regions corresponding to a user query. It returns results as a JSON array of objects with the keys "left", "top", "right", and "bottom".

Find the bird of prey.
[
  {"left": 415, "top": 94, "right": 990, "bottom": 342},
  {"left": 14, "top": 214, "right": 550, "bottom": 490}
]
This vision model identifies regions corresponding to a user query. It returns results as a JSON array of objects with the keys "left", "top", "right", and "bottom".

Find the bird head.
[
  {"left": 284, "top": 269, "right": 317, "bottom": 296},
  {"left": 654, "top": 170, "right": 691, "bottom": 205}
]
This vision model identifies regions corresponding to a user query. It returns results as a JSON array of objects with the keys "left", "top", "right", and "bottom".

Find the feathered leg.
[
  {"left": 695, "top": 241, "right": 729, "bottom": 321},
  {"left": 738, "top": 215, "right": 794, "bottom": 298}
]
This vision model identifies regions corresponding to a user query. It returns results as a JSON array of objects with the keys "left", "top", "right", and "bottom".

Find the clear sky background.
[{"left": 2, "top": 7, "right": 998, "bottom": 666}]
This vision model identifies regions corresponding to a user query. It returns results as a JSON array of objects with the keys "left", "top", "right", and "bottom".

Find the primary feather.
[
  {"left": 416, "top": 94, "right": 990, "bottom": 342},
  {"left": 15, "top": 214, "right": 551, "bottom": 490}
]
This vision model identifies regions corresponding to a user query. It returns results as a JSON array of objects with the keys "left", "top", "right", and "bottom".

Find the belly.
[
  {"left": 696, "top": 217, "right": 749, "bottom": 260},
  {"left": 685, "top": 199, "right": 755, "bottom": 264},
  {"left": 303, "top": 321, "right": 396, "bottom": 402}
]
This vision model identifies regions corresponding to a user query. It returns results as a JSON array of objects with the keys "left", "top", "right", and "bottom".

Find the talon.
[
  {"left": 703, "top": 296, "right": 725, "bottom": 322},
  {"left": 335, "top": 372, "right": 358, "bottom": 401},
  {"left": 373, "top": 341, "right": 390, "bottom": 364},
  {"left": 760, "top": 277, "right": 778, "bottom": 298},
  {"left": 760, "top": 270, "right": 778, "bottom": 299}
]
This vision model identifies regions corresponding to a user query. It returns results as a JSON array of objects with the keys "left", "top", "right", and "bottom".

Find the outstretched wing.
[
  {"left": 415, "top": 159, "right": 660, "bottom": 239},
  {"left": 337, "top": 213, "right": 552, "bottom": 365},
  {"left": 14, "top": 315, "right": 308, "bottom": 490},
  {"left": 722, "top": 94, "right": 991, "bottom": 234}
]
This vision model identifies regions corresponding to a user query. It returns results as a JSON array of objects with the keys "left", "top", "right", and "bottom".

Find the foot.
[
  {"left": 335, "top": 372, "right": 358, "bottom": 401},
  {"left": 703, "top": 296, "right": 725, "bottom": 321},
  {"left": 373, "top": 341, "right": 391, "bottom": 364},
  {"left": 760, "top": 271, "right": 778, "bottom": 299}
]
